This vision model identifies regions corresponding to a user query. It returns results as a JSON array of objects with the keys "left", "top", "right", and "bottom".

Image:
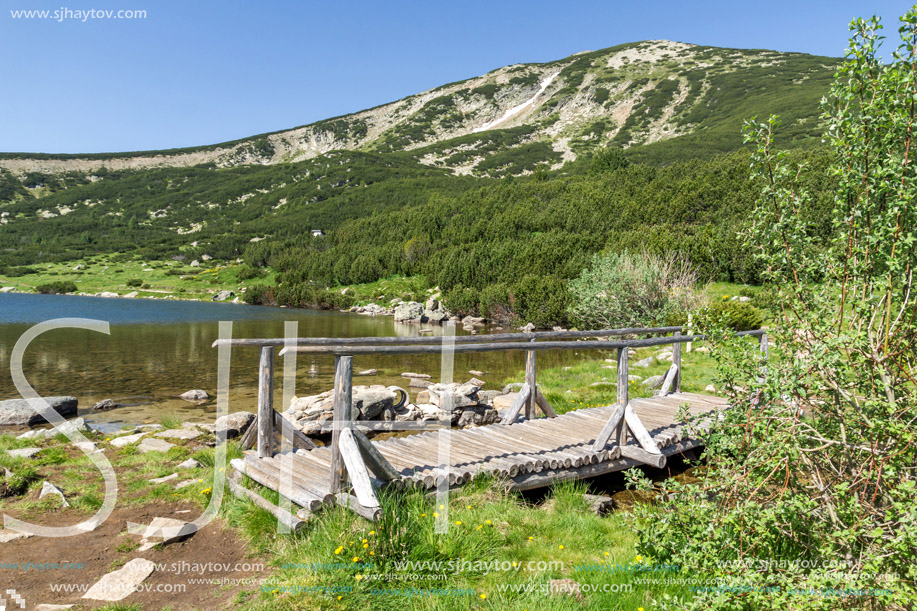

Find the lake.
[{"left": 0, "top": 293, "right": 588, "bottom": 430}]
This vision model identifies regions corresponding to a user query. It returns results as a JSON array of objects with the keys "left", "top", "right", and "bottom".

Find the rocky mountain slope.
[{"left": 1, "top": 40, "right": 836, "bottom": 177}]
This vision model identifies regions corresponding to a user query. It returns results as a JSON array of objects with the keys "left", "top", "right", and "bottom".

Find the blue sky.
[{"left": 2, "top": 0, "right": 914, "bottom": 153}]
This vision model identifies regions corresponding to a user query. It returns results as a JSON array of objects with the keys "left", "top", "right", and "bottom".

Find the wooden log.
[
  {"left": 534, "top": 388, "right": 558, "bottom": 418},
  {"left": 591, "top": 404, "right": 626, "bottom": 452},
  {"left": 672, "top": 331, "right": 682, "bottom": 393},
  {"left": 227, "top": 470, "right": 306, "bottom": 532},
  {"left": 257, "top": 346, "right": 275, "bottom": 459},
  {"left": 335, "top": 493, "right": 381, "bottom": 522},
  {"left": 525, "top": 341, "right": 536, "bottom": 420},
  {"left": 329, "top": 356, "right": 353, "bottom": 493},
  {"left": 620, "top": 446, "right": 667, "bottom": 468},
  {"left": 339, "top": 428, "right": 379, "bottom": 508},
  {"left": 624, "top": 404, "right": 661, "bottom": 454},
  {"left": 233, "top": 457, "right": 325, "bottom": 512},
  {"left": 266, "top": 454, "right": 336, "bottom": 504},
  {"left": 239, "top": 416, "right": 258, "bottom": 450},
  {"left": 616, "top": 347, "right": 629, "bottom": 446},
  {"left": 352, "top": 429, "right": 401, "bottom": 485},
  {"left": 273, "top": 410, "right": 317, "bottom": 450},
  {"left": 657, "top": 364, "right": 679, "bottom": 396},
  {"left": 583, "top": 493, "right": 615, "bottom": 516},
  {"left": 500, "top": 383, "right": 531, "bottom": 425},
  {"left": 466, "top": 429, "right": 553, "bottom": 469}
]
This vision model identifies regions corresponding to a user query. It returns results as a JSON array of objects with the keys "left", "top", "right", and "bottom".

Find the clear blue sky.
[{"left": 1, "top": 0, "right": 913, "bottom": 154}]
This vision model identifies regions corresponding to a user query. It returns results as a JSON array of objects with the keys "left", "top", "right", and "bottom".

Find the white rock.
[
  {"left": 155, "top": 428, "right": 201, "bottom": 440},
  {"left": 401, "top": 372, "right": 431, "bottom": 379},
  {"left": 110, "top": 432, "right": 147, "bottom": 447},
  {"left": 39, "top": 481, "right": 69, "bottom": 507},
  {"left": 176, "top": 458, "right": 200, "bottom": 469},
  {"left": 704, "top": 384, "right": 716, "bottom": 393},
  {"left": 82, "top": 557, "right": 156, "bottom": 601},
  {"left": 149, "top": 473, "right": 178, "bottom": 484},
  {"left": 179, "top": 389, "right": 210, "bottom": 402},
  {"left": 35, "top": 605, "right": 74, "bottom": 610},
  {"left": 0, "top": 287, "right": 16, "bottom": 293},
  {"left": 137, "top": 438, "right": 175, "bottom": 453},
  {"left": 175, "top": 479, "right": 197, "bottom": 489},
  {"left": 7, "top": 447, "right": 41, "bottom": 458},
  {"left": 137, "top": 517, "right": 195, "bottom": 551},
  {"left": 0, "top": 530, "right": 33, "bottom": 542}
]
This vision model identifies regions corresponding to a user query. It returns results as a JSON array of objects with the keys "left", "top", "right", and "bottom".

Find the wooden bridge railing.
[{"left": 215, "top": 326, "right": 768, "bottom": 517}]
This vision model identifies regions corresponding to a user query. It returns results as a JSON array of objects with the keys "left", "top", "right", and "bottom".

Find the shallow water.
[{"left": 0, "top": 293, "right": 588, "bottom": 430}]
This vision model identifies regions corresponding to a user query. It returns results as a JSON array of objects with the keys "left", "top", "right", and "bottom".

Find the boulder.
[
  {"left": 92, "top": 399, "right": 120, "bottom": 411},
  {"left": 469, "top": 370, "right": 484, "bottom": 376},
  {"left": 642, "top": 375, "right": 665, "bottom": 389},
  {"left": 520, "top": 322, "right": 535, "bottom": 333},
  {"left": 214, "top": 411, "right": 255, "bottom": 439},
  {"left": 149, "top": 473, "right": 178, "bottom": 484},
  {"left": 124, "top": 291, "right": 139, "bottom": 299},
  {"left": 98, "top": 291, "right": 119, "bottom": 298},
  {"left": 155, "top": 429, "right": 201, "bottom": 440},
  {"left": 201, "top": 254, "right": 213, "bottom": 261},
  {"left": 7, "top": 447, "right": 41, "bottom": 459},
  {"left": 0, "top": 396, "right": 78, "bottom": 426},
  {"left": 456, "top": 406, "right": 498, "bottom": 428},
  {"left": 424, "top": 309, "right": 448, "bottom": 323},
  {"left": 467, "top": 377, "right": 486, "bottom": 387},
  {"left": 425, "top": 298, "right": 440, "bottom": 311},
  {"left": 704, "top": 384, "right": 716, "bottom": 393},
  {"left": 0, "top": 287, "right": 16, "bottom": 293},
  {"left": 394, "top": 302, "right": 424, "bottom": 321},
  {"left": 189, "top": 260, "right": 200, "bottom": 267},
  {"left": 136, "top": 517, "right": 195, "bottom": 551},
  {"left": 212, "top": 290, "right": 234, "bottom": 302},
  {"left": 427, "top": 383, "right": 480, "bottom": 409},
  {"left": 476, "top": 390, "right": 502, "bottom": 406},
  {"left": 493, "top": 393, "right": 519, "bottom": 412},
  {"left": 177, "top": 458, "right": 201, "bottom": 469},
  {"left": 356, "top": 369, "right": 378, "bottom": 376},
  {"left": 401, "top": 372, "right": 431, "bottom": 379},
  {"left": 287, "top": 385, "right": 397, "bottom": 424},
  {"left": 179, "top": 389, "right": 210, "bottom": 402},
  {"left": 408, "top": 378, "right": 431, "bottom": 388},
  {"left": 110, "top": 432, "right": 147, "bottom": 448},
  {"left": 633, "top": 357, "right": 655, "bottom": 368}
]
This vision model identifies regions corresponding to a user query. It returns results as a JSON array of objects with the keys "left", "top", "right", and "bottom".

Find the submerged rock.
[
  {"left": 179, "top": 389, "right": 210, "bottom": 402},
  {"left": 0, "top": 396, "right": 78, "bottom": 426}
]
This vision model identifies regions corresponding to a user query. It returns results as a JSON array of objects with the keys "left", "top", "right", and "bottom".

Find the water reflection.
[{"left": 0, "top": 293, "right": 593, "bottom": 427}]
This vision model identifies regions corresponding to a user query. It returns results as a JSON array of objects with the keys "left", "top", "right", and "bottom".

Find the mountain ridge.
[{"left": 1, "top": 40, "right": 838, "bottom": 176}]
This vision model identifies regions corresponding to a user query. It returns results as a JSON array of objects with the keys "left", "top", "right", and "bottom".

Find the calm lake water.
[{"left": 0, "top": 293, "right": 589, "bottom": 430}]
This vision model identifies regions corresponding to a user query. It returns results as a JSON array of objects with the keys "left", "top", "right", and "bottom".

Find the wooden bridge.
[{"left": 214, "top": 326, "right": 767, "bottom": 528}]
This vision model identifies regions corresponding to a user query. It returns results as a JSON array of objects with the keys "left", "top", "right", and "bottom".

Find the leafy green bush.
[
  {"left": 35, "top": 280, "right": 77, "bottom": 294},
  {"left": 695, "top": 300, "right": 764, "bottom": 331},
  {"left": 478, "top": 282, "right": 515, "bottom": 322},
  {"left": 442, "top": 284, "right": 479, "bottom": 316},
  {"left": 237, "top": 265, "right": 265, "bottom": 280},
  {"left": 126, "top": 278, "right": 142, "bottom": 287},
  {"left": 512, "top": 274, "right": 570, "bottom": 328},
  {"left": 567, "top": 251, "right": 699, "bottom": 329}
]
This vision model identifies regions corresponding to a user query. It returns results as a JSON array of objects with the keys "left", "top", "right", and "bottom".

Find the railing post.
[
  {"left": 330, "top": 355, "right": 353, "bottom": 493},
  {"left": 616, "top": 346, "right": 629, "bottom": 445},
  {"left": 673, "top": 330, "right": 682, "bottom": 393},
  {"left": 257, "top": 345, "right": 275, "bottom": 459},
  {"left": 525, "top": 339, "right": 536, "bottom": 420}
]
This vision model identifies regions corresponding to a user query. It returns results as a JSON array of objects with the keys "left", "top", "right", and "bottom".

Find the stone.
[
  {"left": 627, "top": 375, "right": 642, "bottom": 383},
  {"left": 501, "top": 382, "right": 524, "bottom": 394},
  {"left": 426, "top": 383, "right": 480, "bottom": 409},
  {"left": 520, "top": 322, "right": 535, "bottom": 333},
  {"left": 408, "top": 378, "right": 431, "bottom": 388},
  {"left": 704, "top": 384, "right": 716, "bottom": 393},
  {"left": 214, "top": 411, "right": 255, "bottom": 439},
  {"left": 39, "top": 481, "right": 69, "bottom": 507},
  {"left": 642, "top": 375, "right": 665, "bottom": 389},
  {"left": 738, "top": 296, "right": 752, "bottom": 302},
  {"left": 633, "top": 356, "right": 655, "bottom": 368},
  {"left": 17, "top": 418, "right": 88, "bottom": 440},
  {"left": 137, "top": 517, "right": 195, "bottom": 551},
  {"left": 492, "top": 393, "right": 518, "bottom": 412},
  {"left": 424, "top": 298, "right": 439, "bottom": 311},
  {"left": 155, "top": 428, "right": 201, "bottom": 440},
  {"left": 183, "top": 421, "right": 215, "bottom": 433},
  {"left": 175, "top": 479, "right": 197, "bottom": 489},
  {"left": 656, "top": 352, "right": 673, "bottom": 362},
  {"left": 394, "top": 301, "right": 424, "bottom": 321},
  {"left": 212, "top": 290, "right": 234, "bottom": 302},
  {"left": 286, "top": 385, "right": 397, "bottom": 423},
  {"left": 7, "top": 447, "right": 41, "bottom": 458},
  {"left": 469, "top": 370, "right": 484, "bottom": 376},
  {"left": 0, "top": 396, "right": 78, "bottom": 426},
  {"left": 123, "top": 291, "right": 139, "bottom": 299},
  {"left": 137, "top": 438, "right": 176, "bottom": 453},
  {"left": 177, "top": 458, "right": 201, "bottom": 469},
  {"left": 72, "top": 264, "right": 84, "bottom": 270},
  {"left": 456, "top": 406, "right": 498, "bottom": 428},
  {"left": 137, "top": 423, "right": 163, "bottom": 431},
  {"left": 92, "top": 398, "right": 120, "bottom": 411},
  {"left": 179, "top": 389, "right": 210, "bottom": 402},
  {"left": 695, "top": 346, "right": 710, "bottom": 353},
  {"left": 467, "top": 377, "right": 486, "bottom": 387},
  {"left": 201, "top": 254, "right": 213, "bottom": 261},
  {"left": 424, "top": 309, "right": 448, "bottom": 323},
  {"left": 35, "top": 605, "right": 74, "bottom": 610},
  {"left": 0, "top": 530, "right": 33, "bottom": 543},
  {"left": 190, "top": 260, "right": 200, "bottom": 267},
  {"left": 74, "top": 441, "right": 100, "bottom": 454},
  {"left": 149, "top": 473, "right": 179, "bottom": 484},
  {"left": 98, "top": 291, "right": 119, "bottom": 298},
  {"left": 110, "top": 432, "right": 147, "bottom": 447},
  {"left": 414, "top": 390, "right": 431, "bottom": 404},
  {"left": 0, "top": 287, "right": 16, "bottom": 293},
  {"left": 356, "top": 369, "right": 378, "bottom": 376},
  {"left": 82, "top": 557, "right": 156, "bottom": 601},
  {"left": 476, "top": 390, "right": 502, "bottom": 405},
  {"left": 401, "top": 372, "right": 431, "bottom": 379}
]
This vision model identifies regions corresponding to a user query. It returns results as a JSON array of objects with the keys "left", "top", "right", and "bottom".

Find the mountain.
[{"left": 1, "top": 40, "right": 837, "bottom": 178}]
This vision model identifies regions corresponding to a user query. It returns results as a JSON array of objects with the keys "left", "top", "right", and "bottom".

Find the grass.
[{"left": 0, "top": 254, "right": 272, "bottom": 301}]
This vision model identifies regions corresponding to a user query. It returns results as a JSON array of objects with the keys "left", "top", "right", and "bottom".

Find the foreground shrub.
[
  {"left": 35, "top": 280, "right": 77, "bottom": 294},
  {"left": 696, "top": 300, "right": 765, "bottom": 331},
  {"left": 628, "top": 12, "right": 917, "bottom": 609},
  {"left": 567, "top": 250, "right": 699, "bottom": 329}
]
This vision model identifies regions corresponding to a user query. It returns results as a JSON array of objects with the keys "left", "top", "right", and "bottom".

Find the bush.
[
  {"left": 512, "top": 275, "right": 570, "bottom": 328},
  {"left": 442, "top": 284, "right": 479, "bottom": 317},
  {"left": 567, "top": 251, "right": 699, "bottom": 329},
  {"left": 126, "top": 278, "right": 142, "bottom": 287},
  {"left": 695, "top": 300, "right": 764, "bottom": 331},
  {"left": 141, "top": 283, "right": 150, "bottom": 289},
  {"left": 35, "top": 280, "right": 77, "bottom": 294},
  {"left": 237, "top": 265, "right": 265, "bottom": 281},
  {"left": 478, "top": 283, "right": 515, "bottom": 323}
]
